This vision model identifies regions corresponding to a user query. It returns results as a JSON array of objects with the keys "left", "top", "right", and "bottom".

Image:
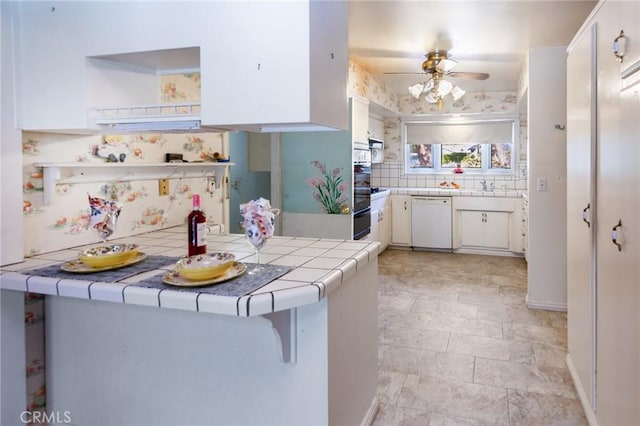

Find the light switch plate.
[
  {"left": 158, "top": 179, "right": 170, "bottom": 196},
  {"left": 537, "top": 177, "right": 547, "bottom": 191}
]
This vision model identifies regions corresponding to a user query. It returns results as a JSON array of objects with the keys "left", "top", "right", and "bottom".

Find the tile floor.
[{"left": 372, "top": 249, "right": 587, "bottom": 426}]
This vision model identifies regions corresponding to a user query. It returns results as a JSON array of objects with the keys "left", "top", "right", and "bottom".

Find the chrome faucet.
[{"left": 480, "top": 180, "right": 494, "bottom": 191}]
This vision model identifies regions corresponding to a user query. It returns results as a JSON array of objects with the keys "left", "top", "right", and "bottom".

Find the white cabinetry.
[
  {"left": 390, "top": 195, "right": 411, "bottom": 246},
  {"left": 368, "top": 115, "right": 384, "bottom": 141},
  {"left": 521, "top": 196, "right": 529, "bottom": 260},
  {"left": 459, "top": 211, "right": 510, "bottom": 250},
  {"left": 15, "top": 1, "right": 348, "bottom": 133},
  {"left": 202, "top": 1, "right": 348, "bottom": 132},
  {"left": 566, "top": 2, "right": 639, "bottom": 424},
  {"left": 371, "top": 192, "right": 391, "bottom": 252},
  {"left": 452, "top": 197, "right": 521, "bottom": 254},
  {"left": 351, "top": 97, "right": 369, "bottom": 147}
]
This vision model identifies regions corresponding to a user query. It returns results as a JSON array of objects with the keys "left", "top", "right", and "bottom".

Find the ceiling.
[{"left": 348, "top": 0, "right": 597, "bottom": 98}]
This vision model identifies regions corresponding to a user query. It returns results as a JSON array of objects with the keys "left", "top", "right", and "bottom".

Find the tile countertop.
[
  {"left": 385, "top": 187, "right": 525, "bottom": 198},
  {"left": 0, "top": 226, "right": 379, "bottom": 317}
]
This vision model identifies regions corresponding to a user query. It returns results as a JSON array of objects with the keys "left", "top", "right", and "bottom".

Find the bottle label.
[{"left": 196, "top": 223, "right": 206, "bottom": 247}]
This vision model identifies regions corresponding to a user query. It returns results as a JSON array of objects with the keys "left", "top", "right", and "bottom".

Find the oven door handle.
[{"left": 353, "top": 207, "right": 371, "bottom": 217}]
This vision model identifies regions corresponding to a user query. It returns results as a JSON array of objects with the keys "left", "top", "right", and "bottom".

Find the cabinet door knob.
[
  {"left": 582, "top": 203, "right": 591, "bottom": 228},
  {"left": 611, "top": 219, "right": 623, "bottom": 252}
]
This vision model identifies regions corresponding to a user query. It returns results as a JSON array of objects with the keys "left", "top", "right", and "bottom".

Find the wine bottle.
[{"left": 187, "top": 194, "right": 207, "bottom": 256}]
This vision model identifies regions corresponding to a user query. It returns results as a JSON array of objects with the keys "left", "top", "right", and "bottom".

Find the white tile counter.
[
  {"left": 387, "top": 186, "right": 525, "bottom": 198},
  {"left": 0, "top": 225, "right": 379, "bottom": 317},
  {"left": 0, "top": 226, "right": 380, "bottom": 426}
]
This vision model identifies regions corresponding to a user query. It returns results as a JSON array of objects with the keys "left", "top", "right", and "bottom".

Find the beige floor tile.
[
  {"left": 508, "top": 389, "right": 588, "bottom": 425},
  {"left": 380, "top": 345, "right": 475, "bottom": 383},
  {"left": 532, "top": 343, "right": 569, "bottom": 369},
  {"left": 376, "top": 249, "right": 585, "bottom": 425},
  {"left": 377, "top": 370, "right": 409, "bottom": 406},
  {"left": 477, "top": 304, "right": 551, "bottom": 327},
  {"left": 428, "top": 412, "right": 503, "bottom": 426},
  {"left": 447, "top": 333, "right": 535, "bottom": 364},
  {"left": 503, "top": 323, "right": 568, "bottom": 348},
  {"left": 397, "top": 375, "right": 510, "bottom": 425},
  {"left": 380, "top": 324, "right": 450, "bottom": 352},
  {"left": 411, "top": 298, "right": 479, "bottom": 319},
  {"left": 474, "top": 358, "right": 578, "bottom": 399},
  {"left": 379, "top": 292, "right": 417, "bottom": 312},
  {"left": 372, "top": 403, "right": 431, "bottom": 426}
]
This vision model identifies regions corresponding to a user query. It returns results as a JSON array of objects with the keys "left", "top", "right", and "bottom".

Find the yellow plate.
[
  {"left": 61, "top": 252, "right": 147, "bottom": 273},
  {"left": 163, "top": 262, "right": 247, "bottom": 287}
]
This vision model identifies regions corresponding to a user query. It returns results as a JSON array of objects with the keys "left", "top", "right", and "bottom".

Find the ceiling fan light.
[
  {"left": 408, "top": 83, "right": 425, "bottom": 99},
  {"left": 437, "top": 79, "right": 453, "bottom": 96},
  {"left": 425, "top": 91, "right": 439, "bottom": 104},
  {"left": 452, "top": 86, "right": 466, "bottom": 100}
]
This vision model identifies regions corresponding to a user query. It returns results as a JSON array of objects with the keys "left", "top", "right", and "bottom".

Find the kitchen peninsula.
[{"left": 0, "top": 227, "right": 379, "bottom": 426}]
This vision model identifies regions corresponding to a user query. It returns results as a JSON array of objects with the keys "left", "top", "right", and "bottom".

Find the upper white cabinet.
[
  {"left": 15, "top": 1, "right": 348, "bottom": 133},
  {"left": 351, "top": 96, "right": 369, "bottom": 148},
  {"left": 368, "top": 115, "right": 384, "bottom": 141}
]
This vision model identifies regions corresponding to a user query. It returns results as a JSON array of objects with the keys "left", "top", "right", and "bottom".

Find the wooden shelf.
[{"left": 33, "top": 162, "right": 234, "bottom": 205}]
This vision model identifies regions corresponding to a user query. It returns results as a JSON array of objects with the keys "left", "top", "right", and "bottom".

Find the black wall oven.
[{"left": 353, "top": 148, "right": 371, "bottom": 240}]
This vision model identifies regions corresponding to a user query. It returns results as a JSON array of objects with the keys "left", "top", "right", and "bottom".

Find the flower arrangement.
[{"left": 306, "top": 161, "right": 347, "bottom": 214}]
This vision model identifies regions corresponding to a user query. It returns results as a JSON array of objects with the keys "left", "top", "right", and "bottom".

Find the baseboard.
[
  {"left": 566, "top": 353, "right": 598, "bottom": 426},
  {"left": 360, "top": 397, "right": 379, "bottom": 426},
  {"left": 525, "top": 295, "right": 567, "bottom": 312},
  {"left": 454, "top": 247, "right": 524, "bottom": 258}
]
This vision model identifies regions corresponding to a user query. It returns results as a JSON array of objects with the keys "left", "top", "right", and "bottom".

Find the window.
[{"left": 404, "top": 119, "right": 516, "bottom": 174}]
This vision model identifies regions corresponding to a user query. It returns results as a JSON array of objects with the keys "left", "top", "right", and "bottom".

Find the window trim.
[{"left": 402, "top": 115, "right": 518, "bottom": 176}]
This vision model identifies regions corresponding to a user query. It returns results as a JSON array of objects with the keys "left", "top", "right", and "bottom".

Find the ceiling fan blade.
[{"left": 447, "top": 71, "right": 490, "bottom": 80}]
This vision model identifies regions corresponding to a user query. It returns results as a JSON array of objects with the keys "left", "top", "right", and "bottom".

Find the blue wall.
[
  {"left": 228, "top": 131, "right": 271, "bottom": 234},
  {"left": 281, "top": 130, "right": 351, "bottom": 213}
]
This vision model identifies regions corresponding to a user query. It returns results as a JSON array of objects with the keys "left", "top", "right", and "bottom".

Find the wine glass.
[
  {"left": 88, "top": 194, "right": 122, "bottom": 245},
  {"left": 244, "top": 220, "right": 267, "bottom": 274},
  {"left": 243, "top": 208, "right": 279, "bottom": 275}
]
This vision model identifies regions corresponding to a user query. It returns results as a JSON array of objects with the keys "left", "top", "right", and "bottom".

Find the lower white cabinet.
[
  {"left": 378, "top": 206, "right": 391, "bottom": 252},
  {"left": 452, "top": 196, "right": 522, "bottom": 254},
  {"left": 459, "top": 210, "right": 510, "bottom": 249},
  {"left": 370, "top": 194, "right": 391, "bottom": 252},
  {"left": 390, "top": 195, "right": 411, "bottom": 246}
]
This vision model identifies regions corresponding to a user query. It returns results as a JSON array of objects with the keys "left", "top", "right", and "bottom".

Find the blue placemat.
[
  {"left": 132, "top": 263, "right": 291, "bottom": 297},
  {"left": 25, "top": 255, "right": 181, "bottom": 283}
]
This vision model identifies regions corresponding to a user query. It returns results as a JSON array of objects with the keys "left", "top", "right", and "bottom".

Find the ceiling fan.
[{"left": 390, "top": 50, "right": 490, "bottom": 108}]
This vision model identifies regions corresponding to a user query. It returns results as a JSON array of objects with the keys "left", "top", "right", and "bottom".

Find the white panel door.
[
  {"left": 595, "top": 2, "right": 640, "bottom": 424},
  {"left": 566, "top": 22, "right": 597, "bottom": 408}
]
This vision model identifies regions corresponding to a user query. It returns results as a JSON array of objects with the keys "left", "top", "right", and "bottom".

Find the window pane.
[
  {"left": 441, "top": 143, "right": 481, "bottom": 168},
  {"left": 407, "top": 144, "right": 433, "bottom": 168},
  {"left": 491, "top": 143, "right": 512, "bottom": 169}
]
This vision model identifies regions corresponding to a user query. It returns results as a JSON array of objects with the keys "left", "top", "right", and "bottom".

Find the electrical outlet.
[
  {"left": 158, "top": 179, "right": 170, "bottom": 196},
  {"left": 537, "top": 177, "right": 547, "bottom": 191},
  {"left": 207, "top": 176, "right": 216, "bottom": 193}
]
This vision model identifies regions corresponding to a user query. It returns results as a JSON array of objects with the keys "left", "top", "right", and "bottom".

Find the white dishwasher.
[{"left": 411, "top": 196, "right": 453, "bottom": 249}]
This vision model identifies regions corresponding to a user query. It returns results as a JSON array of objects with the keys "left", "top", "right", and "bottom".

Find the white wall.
[
  {"left": 1, "top": 1, "right": 24, "bottom": 266},
  {"left": 526, "top": 46, "right": 568, "bottom": 310}
]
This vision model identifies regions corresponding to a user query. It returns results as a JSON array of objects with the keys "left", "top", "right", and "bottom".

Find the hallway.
[{"left": 373, "top": 250, "right": 586, "bottom": 425}]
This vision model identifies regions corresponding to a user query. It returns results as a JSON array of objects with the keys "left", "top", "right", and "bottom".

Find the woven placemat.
[
  {"left": 25, "top": 255, "right": 181, "bottom": 283},
  {"left": 131, "top": 263, "right": 291, "bottom": 297}
]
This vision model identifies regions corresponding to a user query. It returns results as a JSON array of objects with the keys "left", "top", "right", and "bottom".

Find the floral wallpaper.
[
  {"left": 22, "top": 72, "right": 228, "bottom": 256},
  {"left": 348, "top": 60, "right": 528, "bottom": 191}
]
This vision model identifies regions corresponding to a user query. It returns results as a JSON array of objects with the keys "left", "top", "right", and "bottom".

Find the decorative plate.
[
  {"left": 61, "top": 252, "right": 147, "bottom": 273},
  {"left": 163, "top": 262, "right": 247, "bottom": 287},
  {"left": 176, "top": 252, "right": 236, "bottom": 281}
]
